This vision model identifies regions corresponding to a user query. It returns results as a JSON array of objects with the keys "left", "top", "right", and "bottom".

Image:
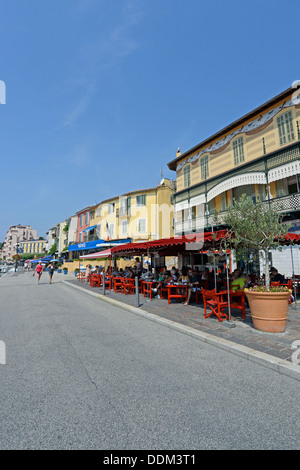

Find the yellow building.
[
  {"left": 20, "top": 239, "right": 47, "bottom": 256},
  {"left": 168, "top": 85, "right": 300, "bottom": 236},
  {"left": 86, "top": 178, "right": 175, "bottom": 244}
]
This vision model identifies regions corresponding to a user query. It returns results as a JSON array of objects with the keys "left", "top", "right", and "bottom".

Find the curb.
[{"left": 62, "top": 280, "right": 300, "bottom": 382}]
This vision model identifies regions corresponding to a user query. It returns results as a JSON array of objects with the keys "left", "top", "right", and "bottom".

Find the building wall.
[
  {"left": 175, "top": 93, "right": 300, "bottom": 193},
  {"left": 68, "top": 215, "right": 78, "bottom": 244},
  {"left": 76, "top": 207, "right": 92, "bottom": 243},
  {"left": 3, "top": 225, "right": 37, "bottom": 260},
  {"left": 20, "top": 239, "right": 47, "bottom": 256},
  {"left": 83, "top": 179, "right": 175, "bottom": 243},
  {"left": 58, "top": 221, "right": 68, "bottom": 255}
]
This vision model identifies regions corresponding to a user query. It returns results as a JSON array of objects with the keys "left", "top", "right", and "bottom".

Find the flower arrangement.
[{"left": 245, "top": 285, "right": 292, "bottom": 293}]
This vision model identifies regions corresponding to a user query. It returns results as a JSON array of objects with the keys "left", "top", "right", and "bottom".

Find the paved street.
[{"left": 0, "top": 271, "right": 300, "bottom": 450}]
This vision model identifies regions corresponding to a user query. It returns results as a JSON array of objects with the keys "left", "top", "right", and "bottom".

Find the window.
[
  {"left": 85, "top": 212, "right": 89, "bottom": 225},
  {"left": 233, "top": 184, "right": 256, "bottom": 203},
  {"left": 275, "top": 180, "right": 286, "bottom": 197},
  {"left": 136, "top": 195, "right": 146, "bottom": 206},
  {"left": 90, "top": 210, "right": 95, "bottom": 220},
  {"left": 121, "top": 220, "right": 128, "bottom": 235},
  {"left": 277, "top": 110, "right": 295, "bottom": 146},
  {"left": 120, "top": 198, "right": 127, "bottom": 214},
  {"left": 80, "top": 214, "right": 83, "bottom": 226},
  {"left": 108, "top": 223, "right": 114, "bottom": 237},
  {"left": 220, "top": 193, "right": 227, "bottom": 211},
  {"left": 287, "top": 175, "right": 300, "bottom": 195},
  {"left": 108, "top": 203, "right": 115, "bottom": 214},
  {"left": 256, "top": 184, "right": 266, "bottom": 201},
  {"left": 96, "top": 206, "right": 102, "bottom": 217},
  {"left": 183, "top": 165, "right": 191, "bottom": 187},
  {"left": 137, "top": 218, "right": 147, "bottom": 233},
  {"left": 200, "top": 156, "right": 209, "bottom": 180},
  {"left": 79, "top": 232, "right": 83, "bottom": 242},
  {"left": 233, "top": 137, "right": 245, "bottom": 165},
  {"left": 208, "top": 199, "right": 216, "bottom": 214}
]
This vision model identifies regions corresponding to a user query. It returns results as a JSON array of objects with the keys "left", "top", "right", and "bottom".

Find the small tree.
[
  {"left": 222, "top": 194, "right": 290, "bottom": 290},
  {"left": 48, "top": 241, "right": 57, "bottom": 256}
]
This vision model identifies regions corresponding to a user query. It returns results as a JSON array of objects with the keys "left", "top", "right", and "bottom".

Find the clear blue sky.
[{"left": 0, "top": 0, "right": 299, "bottom": 241}]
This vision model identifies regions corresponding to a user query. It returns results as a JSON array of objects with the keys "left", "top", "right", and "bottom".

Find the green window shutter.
[
  {"left": 233, "top": 137, "right": 245, "bottom": 165},
  {"left": 277, "top": 111, "right": 295, "bottom": 146}
]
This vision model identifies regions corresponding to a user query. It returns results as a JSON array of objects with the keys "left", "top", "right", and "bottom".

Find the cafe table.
[
  {"left": 142, "top": 280, "right": 157, "bottom": 299},
  {"left": 166, "top": 283, "right": 188, "bottom": 305}
]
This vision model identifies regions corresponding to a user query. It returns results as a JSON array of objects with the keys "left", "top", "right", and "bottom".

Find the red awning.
[
  {"left": 79, "top": 230, "right": 300, "bottom": 260},
  {"left": 276, "top": 233, "right": 300, "bottom": 245}
]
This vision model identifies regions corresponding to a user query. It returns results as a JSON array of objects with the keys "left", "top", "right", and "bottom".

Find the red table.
[
  {"left": 166, "top": 284, "right": 188, "bottom": 304},
  {"left": 142, "top": 281, "right": 157, "bottom": 299}
]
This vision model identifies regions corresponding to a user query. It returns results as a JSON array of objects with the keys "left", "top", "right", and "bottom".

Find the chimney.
[{"left": 176, "top": 148, "right": 181, "bottom": 158}]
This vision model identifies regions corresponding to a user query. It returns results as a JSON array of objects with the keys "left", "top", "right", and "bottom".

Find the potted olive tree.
[{"left": 223, "top": 194, "right": 292, "bottom": 333}]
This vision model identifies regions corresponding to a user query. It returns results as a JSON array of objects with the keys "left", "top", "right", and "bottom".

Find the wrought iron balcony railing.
[{"left": 175, "top": 192, "right": 300, "bottom": 235}]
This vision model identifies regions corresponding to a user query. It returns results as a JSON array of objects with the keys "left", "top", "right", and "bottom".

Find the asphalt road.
[{"left": 0, "top": 271, "right": 299, "bottom": 450}]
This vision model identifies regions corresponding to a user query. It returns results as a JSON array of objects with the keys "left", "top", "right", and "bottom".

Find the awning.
[
  {"left": 82, "top": 225, "right": 98, "bottom": 233},
  {"left": 79, "top": 231, "right": 300, "bottom": 260},
  {"left": 68, "top": 239, "right": 105, "bottom": 252},
  {"left": 68, "top": 238, "right": 131, "bottom": 252},
  {"left": 80, "top": 248, "right": 113, "bottom": 259}
]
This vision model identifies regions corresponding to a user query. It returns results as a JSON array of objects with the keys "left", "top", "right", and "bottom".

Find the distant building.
[
  {"left": 19, "top": 239, "right": 47, "bottom": 257},
  {"left": 2, "top": 225, "right": 37, "bottom": 260},
  {"left": 67, "top": 179, "right": 176, "bottom": 258}
]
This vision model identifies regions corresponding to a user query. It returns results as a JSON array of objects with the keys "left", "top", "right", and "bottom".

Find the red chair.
[
  {"left": 90, "top": 274, "right": 101, "bottom": 287},
  {"left": 202, "top": 288, "right": 229, "bottom": 322},
  {"left": 121, "top": 278, "right": 135, "bottom": 295},
  {"left": 113, "top": 277, "right": 123, "bottom": 293},
  {"left": 271, "top": 281, "right": 280, "bottom": 287},
  {"left": 281, "top": 279, "right": 293, "bottom": 303}
]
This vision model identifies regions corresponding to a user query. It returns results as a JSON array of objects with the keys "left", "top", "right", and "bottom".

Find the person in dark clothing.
[{"left": 270, "top": 267, "right": 285, "bottom": 284}]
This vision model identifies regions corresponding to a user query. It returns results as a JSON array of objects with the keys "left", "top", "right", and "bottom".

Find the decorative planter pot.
[
  {"left": 57, "top": 269, "right": 62, "bottom": 273},
  {"left": 63, "top": 270, "right": 68, "bottom": 275},
  {"left": 245, "top": 291, "right": 290, "bottom": 333}
]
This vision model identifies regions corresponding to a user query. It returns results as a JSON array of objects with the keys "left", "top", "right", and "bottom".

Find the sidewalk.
[{"left": 62, "top": 275, "right": 300, "bottom": 381}]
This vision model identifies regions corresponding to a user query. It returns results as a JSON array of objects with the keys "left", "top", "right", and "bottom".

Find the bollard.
[{"left": 135, "top": 276, "right": 140, "bottom": 308}]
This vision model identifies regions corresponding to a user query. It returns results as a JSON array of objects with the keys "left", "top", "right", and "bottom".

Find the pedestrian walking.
[
  {"left": 35, "top": 262, "right": 43, "bottom": 284},
  {"left": 48, "top": 262, "right": 55, "bottom": 284}
]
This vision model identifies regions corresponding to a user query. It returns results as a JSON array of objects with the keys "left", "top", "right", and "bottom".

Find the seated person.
[
  {"left": 157, "top": 269, "right": 169, "bottom": 299},
  {"left": 177, "top": 266, "right": 190, "bottom": 284},
  {"left": 270, "top": 267, "right": 285, "bottom": 284},
  {"left": 177, "top": 266, "right": 190, "bottom": 305},
  {"left": 230, "top": 273, "right": 249, "bottom": 291},
  {"left": 184, "top": 268, "right": 201, "bottom": 305}
]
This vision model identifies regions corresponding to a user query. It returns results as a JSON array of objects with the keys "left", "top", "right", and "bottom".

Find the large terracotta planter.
[{"left": 245, "top": 291, "right": 290, "bottom": 333}]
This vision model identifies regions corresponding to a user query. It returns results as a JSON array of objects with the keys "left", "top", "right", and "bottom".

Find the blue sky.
[{"left": 0, "top": 0, "right": 299, "bottom": 241}]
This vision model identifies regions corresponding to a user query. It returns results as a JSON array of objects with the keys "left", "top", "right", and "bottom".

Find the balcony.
[
  {"left": 175, "top": 192, "right": 300, "bottom": 235},
  {"left": 119, "top": 207, "right": 131, "bottom": 217}
]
